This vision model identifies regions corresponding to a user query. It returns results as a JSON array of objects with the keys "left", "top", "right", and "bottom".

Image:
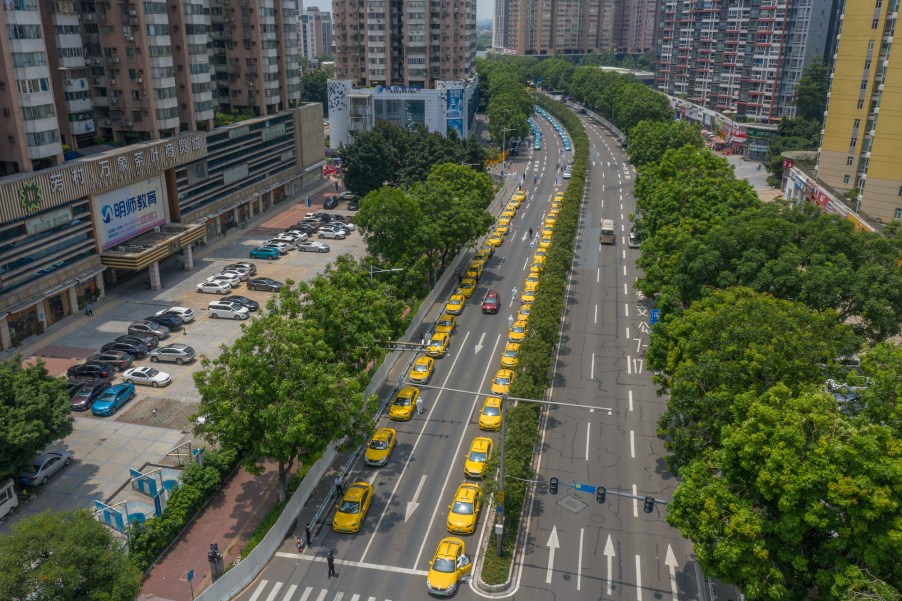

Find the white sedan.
[
  {"left": 219, "top": 269, "right": 249, "bottom": 281},
  {"left": 205, "top": 274, "right": 240, "bottom": 288},
  {"left": 122, "top": 366, "right": 172, "bottom": 387},
  {"left": 156, "top": 306, "right": 195, "bottom": 322},
  {"left": 263, "top": 241, "right": 292, "bottom": 253},
  {"left": 197, "top": 281, "right": 232, "bottom": 294}
]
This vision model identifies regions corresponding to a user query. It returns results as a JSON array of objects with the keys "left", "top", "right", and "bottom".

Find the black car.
[
  {"left": 323, "top": 195, "right": 339, "bottom": 209},
  {"left": 147, "top": 313, "right": 185, "bottom": 332},
  {"left": 67, "top": 361, "right": 116, "bottom": 380},
  {"left": 100, "top": 341, "right": 147, "bottom": 359},
  {"left": 116, "top": 333, "right": 159, "bottom": 350},
  {"left": 292, "top": 223, "right": 319, "bottom": 235},
  {"left": 86, "top": 350, "right": 133, "bottom": 371},
  {"left": 347, "top": 198, "right": 360, "bottom": 211},
  {"left": 220, "top": 295, "right": 260, "bottom": 311},
  {"left": 68, "top": 379, "right": 84, "bottom": 398},
  {"left": 247, "top": 278, "right": 283, "bottom": 292},
  {"left": 70, "top": 379, "right": 111, "bottom": 411}
]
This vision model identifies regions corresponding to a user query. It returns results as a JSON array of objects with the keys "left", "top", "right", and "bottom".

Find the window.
[
  {"left": 21, "top": 104, "right": 56, "bottom": 120},
  {"left": 858, "top": 99, "right": 865, "bottom": 109},
  {"left": 847, "top": 156, "right": 854, "bottom": 166},
  {"left": 16, "top": 78, "right": 50, "bottom": 94},
  {"left": 6, "top": 24, "right": 42, "bottom": 39},
  {"left": 873, "top": 19, "right": 880, "bottom": 29},
  {"left": 850, "top": 137, "right": 858, "bottom": 147},
  {"left": 843, "top": 175, "right": 851, "bottom": 184},
  {"left": 25, "top": 130, "right": 60, "bottom": 146},
  {"left": 854, "top": 119, "right": 861, "bottom": 128}
]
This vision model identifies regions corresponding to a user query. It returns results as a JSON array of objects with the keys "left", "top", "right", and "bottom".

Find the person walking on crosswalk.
[{"left": 328, "top": 551, "right": 337, "bottom": 578}]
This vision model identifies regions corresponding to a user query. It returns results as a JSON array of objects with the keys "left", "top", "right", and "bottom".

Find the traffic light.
[
  {"left": 549, "top": 476, "right": 559, "bottom": 495},
  {"left": 643, "top": 496, "right": 655, "bottom": 513},
  {"left": 596, "top": 486, "right": 606, "bottom": 504}
]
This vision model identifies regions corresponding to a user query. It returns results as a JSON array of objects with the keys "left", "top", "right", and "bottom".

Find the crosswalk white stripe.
[
  {"left": 281, "top": 584, "right": 298, "bottom": 601},
  {"left": 332, "top": 593, "right": 343, "bottom": 601},
  {"left": 349, "top": 595, "right": 360, "bottom": 601},
  {"left": 298, "top": 586, "right": 313, "bottom": 601},
  {"left": 264, "top": 582, "right": 283, "bottom": 601},
  {"left": 367, "top": 597, "right": 376, "bottom": 601},
  {"left": 315, "top": 589, "right": 328, "bottom": 601},
  {"left": 249, "top": 580, "right": 269, "bottom": 601}
]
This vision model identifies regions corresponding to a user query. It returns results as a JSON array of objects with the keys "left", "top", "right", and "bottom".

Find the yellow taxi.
[
  {"left": 479, "top": 242, "right": 495, "bottom": 257},
  {"left": 501, "top": 207, "right": 515, "bottom": 219},
  {"left": 473, "top": 250, "right": 490, "bottom": 265},
  {"left": 486, "top": 232, "right": 504, "bottom": 247},
  {"left": 517, "top": 304, "right": 532, "bottom": 322},
  {"left": 435, "top": 314, "right": 456, "bottom": 335},
  {"left": 538, "top": 236, "right": 552, "bottom": 250},
  {"left": 457, "top": 278, "right": 476, "bottom": 298},
  {"left": 478, "top": 396, "right": 503, "bottom": 431},
  {"left": 427, "top": 332, "right": 451, "bottom": 358},
  {"left": 496, "top": 221, "right": 509, "bottom": 235},
  {"left": 544, "top": 214, "right": 557, "bottom": 226},
  {"left": 365, "top": 427, "right": 397, "bottom": 466},
  {"left": 447, "top": 483, "right": 483, "bottom": 534},
  {"left": 498, "top": 216, "right": 511, "bottom": 228},
  {"left": 500, "top": 342, "right": 521, "bottom": 368},
  {"left": 508, "top": 320, "right": 528, "bottom": 343},
  {"left": 542, "top": 224, "right": 555, "bottom": 237},
  {"left": 533, "top": 249, "right": 547, "bottom": 264},
  {"left": 529, "top": 262, "right": 544, "bottom": 274},
  {"left": 332, "top": 481, "right": 374, "bottom": 533},
  {"left": 522, "top": 288, "right": 537, "bottom": 303},
  {"left": 551, "top": 200, "right": 563, "bottom": 210},
  {"left": 389, "top": 386, "right": 419, "bottom": 421},
  {"left": 491, "top": 368, "right": 515, "bottom": 394},
  {"left": 464, "top": 437, "right": 493, "bottom": 478},
  {"left": 445, "top": 294, "right": 465, "bottom": 315},
  {"left": 524, "top": 274, "right": 540, "bottom": 292},
  {"left": 409, "top": 356, "right": 435, "bottom": 384},
  {"left": 512, "top": 190, "right": 526, "bottom": 205},
  {"left": 426, "top": 537, "right": 472, "bottom": 596},
  {"left": 548, "top": 206, "right": 561, "bottom": 217},
  {"left": 465, "top": 262, "right": 483, "bottom": 281},
  {"left": 553, "top": 191, "right": 565, "bottom": 202},
  {"left": 505, "top": 201, "right": 518, "bottom": 213}
]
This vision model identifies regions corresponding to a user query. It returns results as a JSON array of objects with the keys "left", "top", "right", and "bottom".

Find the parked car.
[
  {"left": 219, "top": 268, "right": 250, "bottom": 281},
  {"left": 149, "top": 343, "right": 196, "bottom": 365},
  {"left": 91, "top": 382, "right": 136, "bottom": 416},
  {"left": 347, "top": 198, "right": 360, "bottom": 211},
  {"left": 291, "top": 223, "right": 319, "bottom": 235},
  {"left": 70, "top": 379, "right": 111, "bottom": 411},
  {"left": 85, "top": 350, "right": 133, "bottom": 371},
  {"left": 123, "top": 366, "right": 172, "bottom": 387},
  {"left": 146, "top": 313, "right": 184, "bottom": 332},
  {"left": 100, "top": 341, "right": 147, "bottom": 359},
  {"left": 207, "top": 301, "right": 251, "bottom": 320},
  {"left": 247, "top": 277, "right": 283, "bottom": 292},
  {"left": 297, "top": 241, "right": 330, "bottom": 253},
  {"left": 155, "top": 306, "right": 196, "bottom": 323},
  {"left": 67, "top": 361, "right": 116, "bottom": 380},
  {"left": 19, "top": 451, "right": 73, "bottom": 487},
  {"left": 224, "top": 263, "right": 257, "bottom": 276},
  {"left": 318, "top": 226, "right": 347, "bottom": 240},
  {"left": 197, "top": 280, "right": 233, "bottom": 294},
  {"left": 128, "top": 320, "right": 170, "bottom": 339},
  {"left": 67, "top": 379, "right": 83, "bottom": 398},
  {"left": 323, "top": 195, "right": 339, "bottom": 209},
  {"left": 628, "top": 231, "right": 640, "bottom": 249},
  {"left": 260, "top": 244, "right": 289, "bottom": 256},
  {"left": 220, "top": 295, "right": 260, "bottom": 311},
  {"left": 262, "top": 241, "right": 292, "bottom": 253},
  {"left": 339, "top": 191, "right": 358, "bottom": 201},
  {"left": 249, "top": 247, "right": 280, "bottom": 260},
  {"left": 116, "top": 333, "right": 159, "bottom": 350},
  {"left": 205, "top": 273, "right": 241, "bottom": 288}
]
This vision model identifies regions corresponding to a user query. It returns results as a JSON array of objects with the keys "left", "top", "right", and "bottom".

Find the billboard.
[{"left": 93, "top": 176, "right": 167, "bottom": 250}]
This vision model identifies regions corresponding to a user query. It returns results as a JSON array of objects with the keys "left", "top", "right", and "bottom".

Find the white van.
[
  {"left": 207, "top": 301, "right": 250, "bottom": 320},
  {"left": 0, "top": 478, "right": 18, "bottom": 519}
]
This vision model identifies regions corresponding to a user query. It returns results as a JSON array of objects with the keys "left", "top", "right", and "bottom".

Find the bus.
[{"left": 600, "top": 219, "right": 615, "bottom": 245}]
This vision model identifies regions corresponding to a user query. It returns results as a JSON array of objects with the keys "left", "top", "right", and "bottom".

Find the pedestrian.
[
  {"left": 512, "top": 287, "right": 518, "bottom": 301},
  {"left": 416, "top": 396, "right": 424, "bottom": 415},
  {"left": 508, "top": 314, "right": 514, "bottom": 328},
  {"left": 534, "top": 174, "right": 538, "bottom": 184},
  {"left": 183, "top": 327, "right": 188, "bottom": 336},
  {"left": 334, "top": 475, "right": 343, "bottom": 497},
  {"left": 85, "top": 302, "right": 93, "bottom": 317},
  {"left": 334, "top": 180, "right": 339, "bottom": 191},
  {"left": 757, "top": 163, "right": 762, "bottom": 171},
  {"left": 305, "top": 522, "right": 312, "bottom": 546},
  {"left": 295, "top": 535, "right": 302, "bottom": 553},
  {"left": 327, "top": 551, "right": 337, "bottom": 578},
  {"left": 528, "top": 227, "right": 533, "bottom": 240}
]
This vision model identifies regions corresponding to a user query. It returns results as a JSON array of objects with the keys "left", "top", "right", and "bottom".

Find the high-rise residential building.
[
  {"left": 817, "top": 0, "right": 901, "bottom": 223},
  {"left": 655, "top": 0, "right": 839, "bottom": 124},
  {"left": 300, "top": 7, "right": 332, "bottom": 62},
  {"left": 332, "top": 0, "right": 476, "bottom": 88},
  {"left": 614, "top": 0, "right": 659, "bottom": 54},
  {"left": 0, "top": 0, "right": 301, "bottom": 176},
  {"left": 493, "top": 0, "right": 617, "bottom": 56}
]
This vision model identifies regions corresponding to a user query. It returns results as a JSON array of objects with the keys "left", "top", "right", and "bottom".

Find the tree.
[
  {"left": 194, "top": 312, "right": 374, "bottom": 502},
  {"left": 627, "top": 120, "right": 704, "bottom": 167},
  {"left": 763, "top": 117, "right": 820, "bottom": 186},
  {"left": 300, "top": 69, "right": 329, "bottom": 115},
  {"left": 0, "top": 357, "right": 72, "bottom": 480},
  {"left": 427, "top": 162, "right": 494, "bottom": 207},
  {"left": 794, "top": 58, "right": 831, "bottom": 122},
  {"left": 855, "top": 343, "right": 902, "bottom": 437},
  {"left": 340, "top": 122, "right": 403, "bottom": 195},
  {"left": 667, "top": 385, "right": 902, "bottom": 600},
  {"left": 0, "top": 509, "right": 142, "bottom": 601},
  {"left": 355, "top": 186, "right": 426, "bottom": 264},
  {"left": 648, "top": 287, "right": 859, "bottom": 474},
  {"left": 611, "top": 83, "right": 673, "bottom": 134}
]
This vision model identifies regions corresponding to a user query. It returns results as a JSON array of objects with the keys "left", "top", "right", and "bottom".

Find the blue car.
[
  {"left": 249, "top": 247, "right": 280, "bottom": 260},
  {"left": 91, "top": 382, "right": 136, "bottom": 417}
]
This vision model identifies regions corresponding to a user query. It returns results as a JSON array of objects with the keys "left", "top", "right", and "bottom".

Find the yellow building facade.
[{"left": 818, "top": 0, "right": 902, "bottom": 223}]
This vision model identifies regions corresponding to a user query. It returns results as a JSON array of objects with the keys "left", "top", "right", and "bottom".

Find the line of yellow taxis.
[{"left": 332, "top": 187, "right": 555, "bottom": 596}]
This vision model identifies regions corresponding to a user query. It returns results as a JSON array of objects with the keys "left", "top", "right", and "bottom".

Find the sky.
[{"left": 300, "top": 0, "right": 495, "bottom": 23}]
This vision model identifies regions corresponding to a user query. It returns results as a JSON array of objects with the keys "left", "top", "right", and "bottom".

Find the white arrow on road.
[
  {"left": 665, "top": 544, "right": 679, "bottom": 600},
  {"left": 405, "top": 474, "right": 427, "bottom": 522},
  {"left": 604, "top": 534, "right": 615, "bottom": 596},
  {"left": 545, "top": 526, "right": 560, "bottom": 584},
  {"left": 474, "top": 332, "right": 486, "bottom": 355}
]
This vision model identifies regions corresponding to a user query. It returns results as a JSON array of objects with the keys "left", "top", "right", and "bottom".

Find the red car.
[{"left": 482, "top": 290, "right": 500, "bottom": 314}]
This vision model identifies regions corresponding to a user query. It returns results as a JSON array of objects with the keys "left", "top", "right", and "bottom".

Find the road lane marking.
[
  {"left": 632, "top": 484, "right": 639, "bottom": 517},
  {"left": 359, "top": 330, "right": 471, "bottom": 563},
  {"left": 622, "top": 249, "right": 626, "bottom": 260},
  {"left": 275, "top": 552, "right": 429, "bottom": 576},
  {"left": 299, "top": 587, "right": 313, "bottom": 601},
  {"left": 628, "top": 389, "right": 633, "bottom": 412},
  {"left": 626, "top": 326, "right": 630, "bottom": 338},
  {"left": 586, "top": 422, "right": 591, "bottom": 460},
  {"left": 281, "top": 585, "right": 298, "bottom": 601},
  {"left": 630, "top": 430, "right": 635, "bottom": 458},
  {"left": 578, "top": 527, "right": 584, "bottom": 591},
  {"left": 604, "top": 534, "right": 615, "bottom": 596},
  {"left": 333, "top": 593, "right": 344, "bottom": 601},
  {"left": 249, "top": 580, "right": 268, "bottom": 601},
  {"left": 590, "top": 353, "right": 595, "bottom": 380},
  {"left": 263, "top": 582, "right": 283, "bottom": 601},
  {"left": 624, "top": 283, "right": 628, "bottom": 295},
  {"left": 635, "top": 554, "right": 643, "bottom": 601},
  {"left": 627, "top": 354, "right": 632, "bottom": 375},
  {"left": 623, "top": 265, "right": 627, "bottom": 276},
  {"left": 545, "top": 526, "right": 560, "bottom": 584},
  {"left": 624, "top": 303, "right": 629, "bottom": 317},
  {"left": 405, "top": 474, "right": 427, "bottom": 521},
  {"left": 597, "top": 267, "right": 600, "bottom": 283}
]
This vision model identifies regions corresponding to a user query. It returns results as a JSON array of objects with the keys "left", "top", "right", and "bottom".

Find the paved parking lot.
[{"left": 3, "top": 194, "right": 365, "bottom": 528}]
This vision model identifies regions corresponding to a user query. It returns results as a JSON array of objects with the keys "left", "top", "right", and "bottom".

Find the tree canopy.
[
  {"left": 0, "top": 509, "right": 142, "bottom": 601},
  {"left": 793, "top": 58, "right": 831, "bottom": 123},
  {"left": 627, "top": 120, "right": 704, "bottom": 168},
  {"left": 0, "top": 357, "right": 72, "bottom": 480},
  {"left": 300, "top": 69, "right": 329, "bottom": 115}
]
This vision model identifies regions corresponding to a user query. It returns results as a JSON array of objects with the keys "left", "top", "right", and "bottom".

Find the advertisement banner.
[
  {"left": 446, "top": 88, "right": 464, "bottom": 119},
  {"left": 447, "top": 118, "right": 464, "bottom": 138},
  {"left": 93, "top": 176, "right": 167, "bottom": 251}
]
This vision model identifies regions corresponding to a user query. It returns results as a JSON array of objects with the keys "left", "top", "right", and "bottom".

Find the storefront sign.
[
  {"left": 26, "top": 207, "right": 74, "bottom": 235},
  {"left": 93, "top": 176, "right": 167, "bottom": 251}
]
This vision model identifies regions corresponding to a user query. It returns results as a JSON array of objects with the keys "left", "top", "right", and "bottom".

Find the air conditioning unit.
[
  {"left": 84, "top": 14, "right": 95, "bottom": 21},
  {"left": 111, "top": 98, "right": 118, "bottom": 104},
  {"left": 136, "top": 78, "right": 143, "bottom": 83},
  {"left": 130, "top": 10, "right": 137, "bottom": 15},
  {"left": 126, "top": 35, "right": 134, "bottom": 42},
  {"left": 113, "top": 57, "right": 120, "bottom": 63},
  {"left": 125, "top": 121, "right": 133, "bottom": 127},
  {"left": 110, "top": 79, "right": 117, "bottom": 85}
]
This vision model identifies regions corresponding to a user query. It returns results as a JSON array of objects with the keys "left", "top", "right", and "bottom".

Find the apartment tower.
[
  {"left": 300, "top": 6, "right": 332, "bottom": 62},
  {"left": 493, "top": 0, "right": 618, "bottom": 56},
  {"left": 655, "top": 0, "right": 839, "bottom": 123},
  {"left": 817, "top": 0, "right": 901, "bottom": 223},
  {"left": 332, "top": 0, "right": 476, "bottom": 88},
  {"left": 615, "top": 0, "right": 659, "bottom": 54}
]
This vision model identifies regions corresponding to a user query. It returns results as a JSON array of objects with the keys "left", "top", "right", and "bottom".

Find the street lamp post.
[{"left": 368, "top": 265, "right": 404, "bottom": 284}]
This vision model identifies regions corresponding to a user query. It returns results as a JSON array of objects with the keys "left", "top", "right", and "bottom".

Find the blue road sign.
[
  {"left": 650, "top": 309, "right": 660, "bottom": 325},
  {"left": 573, "top": 482, "right": 597, "bottom": 494},
  {"left": 187, "top": 569, "right": 194, "bottom": 582},
  {"left": 496, "top": 503, "right": 503, "bottom": 514}
]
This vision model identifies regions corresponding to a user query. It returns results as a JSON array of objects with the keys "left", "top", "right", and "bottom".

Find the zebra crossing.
[{"left": 248, "top": 580, "right": 394, "bottom": 601}]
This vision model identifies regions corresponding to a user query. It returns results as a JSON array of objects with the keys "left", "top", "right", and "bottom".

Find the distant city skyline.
[{"left": 300, "top": 0, "right": 495, "bottom": 22}]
